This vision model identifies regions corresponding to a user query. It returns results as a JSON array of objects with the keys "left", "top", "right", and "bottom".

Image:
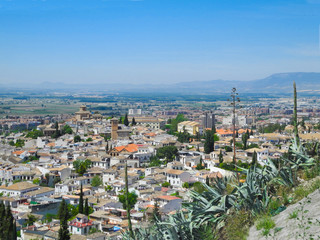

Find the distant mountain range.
[
  {"left": 2, "top": 72, "right": 320, "bottom": 94},
  {"left": 171, "top": 72, "right": 320, "bottom": 94}
]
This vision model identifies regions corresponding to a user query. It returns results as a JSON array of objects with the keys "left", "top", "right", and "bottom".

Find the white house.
[
  {"left": 0, "top": 182, "right": 39, "bottom": 197},
  {"left": 69, "top": 214, "right": 99, "bottom": 235}
]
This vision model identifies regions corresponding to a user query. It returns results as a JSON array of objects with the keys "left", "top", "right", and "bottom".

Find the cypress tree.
[
  {"left": 124, "top": 114, "right": 129, "bottom": 126},
  {"left": 58, "top": 199, "right": 70, "bottom": 240},
  {"left": 252, "top": 151, "right": 257, "bottom": 166},
  {"left": 219, "top": 150, "right": 224, "bottom": 164},
  {"left": 79, "top": 184, "right": 84, "bottom": 214},
  {"left": 84, "top": 198, "right": 89, "bottom": 216},
  {"left": 13, "top": 220, "right": 17, "bottom": 240},
  {"left": 204, "top": 130, "right": 215, "bottom": 154},
  {"left": 105, "top": 142, "right": 109, "bottom": 152},
  {"left": 132, "top": 117, "right": 136, "bottom": 126},
  {"left": 0, "top": 202, "right": 4, "bottom": 236}
]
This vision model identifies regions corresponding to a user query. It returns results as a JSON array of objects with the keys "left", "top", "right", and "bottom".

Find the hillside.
[
  {"left": 173, "top": 72, "right": 320, "bottom": 94},
  {"left": 248, "top": 185, "right": 320, "bottom": 239}
]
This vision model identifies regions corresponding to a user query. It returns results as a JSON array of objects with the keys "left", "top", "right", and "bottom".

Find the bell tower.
[{"left": 111, "top": 118, "right": 118, "bottom": 140}]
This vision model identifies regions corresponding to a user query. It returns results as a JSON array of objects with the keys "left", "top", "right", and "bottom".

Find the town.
[{"left": 0, "top": 89, "right": 320, "bottom": 240}]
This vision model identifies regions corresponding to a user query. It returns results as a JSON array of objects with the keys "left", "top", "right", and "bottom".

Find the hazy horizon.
[{"left": 1, "top": 0, "right": 320, "bottom": 85}]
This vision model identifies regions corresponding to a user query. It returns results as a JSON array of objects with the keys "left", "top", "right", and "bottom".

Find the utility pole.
[{"left": 229, "top": 88, "right": 240, "bottom": 183}]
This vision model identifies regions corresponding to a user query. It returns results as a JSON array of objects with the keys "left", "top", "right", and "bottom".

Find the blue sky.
[{"left": 0, "top": 0, "right": 320, "bottom": 85}]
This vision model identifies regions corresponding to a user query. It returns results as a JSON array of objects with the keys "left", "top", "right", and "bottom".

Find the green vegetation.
[
  {"left": 74, "top": 135, "right": 81, "bottom": 142},
  {"left": 195, "top": 157, "right": 205, "bottom": 170},
  {"left": 176, "top": 128, "right": 191, "bottom": 143},
  {"left": 258, "top": 123, "right": 286, "bottom": 134},
  {"left": 84, "top": 198, "right": 89, "bottom": 216},
  {"left": 25, "top": 214, "right": 38, "bottom": 227},
  {"left": 241, "top": 130, "right": 250, "bottom": 150},
  {"left": 119, "top": 190, "right": 138, "bottom": 210},
  {"left": 0, "top": 203, "right": 17, "bottom": 240},
  {"left": 73, "top": 159, "right": 92, "bottom": 176},
  {"left": 121, "top": 135, "right": 318, "bottom": 240},
  {"left": 124, "top": 114, "right": 129, "bottom": 126},
  {"left": 91, "top": 175, "right": 103, "bottom": 187},
  {"left": 52, "top": 121, "right": 61, "bottom": 139},
  {"left": 44, "top": 213, "right": 56, "bottom": 223},
  {"left": 161, "top": 182, "right": 170, "bottom": 187},
  {"left": 79, "top": 184, "right": 84, "bottom": 214},
  {"left": 256, "top": 214, "right": 276, "bottom": 236},
  {"left": 204, "top": 129, "right": 217, "bottom": 154},
  {"left": 61, "top": 124, "right": 73, "bottom": 134},
  {"left": 25, "top": 129, "right": 44, "bottom": 139},
  {"left": 289, "top": 210, "right": 298, "bottom": 219},
  {"left": 166, "top": 114, "right": 188, "bottom": 134},
  {"left": 148, "top": 146, "right": 179, "bottom": 167},
  {"left": 32, "top": 178, "right": 40, "bottom": 185},
  {"left": 58, "top": 199, "right": 70, "bottom": 240},
  {"left": 131, "top": 117, "right": 136, "bottom": 126},
  {"left": 155, "top": 146, "right": 178, "bottom": 163}
]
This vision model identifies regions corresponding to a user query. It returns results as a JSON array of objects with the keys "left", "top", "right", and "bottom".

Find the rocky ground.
[{"left": 248, "top": 189, "right": 320, "bottom": 240}]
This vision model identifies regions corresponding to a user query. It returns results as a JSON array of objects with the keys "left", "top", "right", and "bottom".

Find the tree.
[
  {"left": 0, "top": 203, "right": 17, "bottom": 240},
  {"left": 148, "top": 156, "right": 162, "bottom": 167},
  {"left": 15, "top": 139, "right": 24, "bottom": 148},
  {"left": 26, "top": 129, "right": 44, "bottom": 139},
  {"left": 242, "top": 131, "right": 249, "bottom": 150},
  {"left": 182, "top": 182, "right": 190, "bottom": 188},
  {"left": 52, "top": 121, "right": 61, "bottom": 139},
  {"left": 219, "top": 150, "right": 224, "bottom": 164},
  {"left": 84, "top": 198, "right": 89, "bottom": 216},
  {"left": 74, "top": 135, "right": 81, "bottom": 143},
  {"left": 73, "top": 159, "right": 92, "bottom": 176},
  {"left": 124, "top": 114, "right": 129, "bottom": 126},
  {"left": 151, "top": 200, "right": 161, "bottom": 222},
  {"left": 118, "top": 190, "right": 138, "bottom": 212},
  {"left": 91, "top": 176, "right": 103, "bottom": 187},
  {"left": 132, "top": 117, "right": 136, "bottom": 126},
  {"left": 79, "top": 184, "right": 84, "bottom": 214},
  {"left": 156, "top": 146, "right": 178, "bottom": 162},
  {"left": 177, "top": 127, "right": 191, "bottom": 143},
  {"left": 252, "top": 151, "right": 257, "bottom": 166},
  {"left": 58, "top": 199, "right": 70, "bottom": 240},
  {"left": 26, "top": 214, "right": 38, "bottom": 226},
  {"left": 105, "top": 142, "right": 109, "bottom": 152},
  {"left": 161, "top": 181, "right": 170, "bottom": 187},
  {"left": 204, "top": 130, "right": 215, "bottom": 154},
  {"left": 61, "top": 125, "right": 73, "bottom": 135},
  {"left": 105, "top": 185, "right": 113, "bottom": 192},
  {"left": 196, "top": 157, "right": 205, "bottom": 170}
]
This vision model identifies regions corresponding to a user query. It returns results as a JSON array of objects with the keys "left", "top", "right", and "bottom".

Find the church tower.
[{"left": 111, "top": 118, "right": 118, "bottom": 140}]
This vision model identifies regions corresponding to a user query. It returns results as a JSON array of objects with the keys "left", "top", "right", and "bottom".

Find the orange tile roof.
[
  {"left": 238, "top": 129, "right": 250, "bottom": 134},
  {"left": 157, "top": 195, "right": 181, "bottom": 201},
  {"left": 145, "top": 132, "right": 156, "bottom": 137},
  {"left": 216, "top": 129, "right": 233, "bottom": 135},
  {"left": 114, "top": 144, "right": 139, "bottom": 153},
  {"left": 47, "top": 142, "right": 55, "bottom": 147},
  {"left": 12, "top": 151, "right": 24, "bottom": 156}
]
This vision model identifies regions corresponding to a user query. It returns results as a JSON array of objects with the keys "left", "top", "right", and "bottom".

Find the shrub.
[{"left": 256, "top": 214, "right": 275, "bottom": 236}]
